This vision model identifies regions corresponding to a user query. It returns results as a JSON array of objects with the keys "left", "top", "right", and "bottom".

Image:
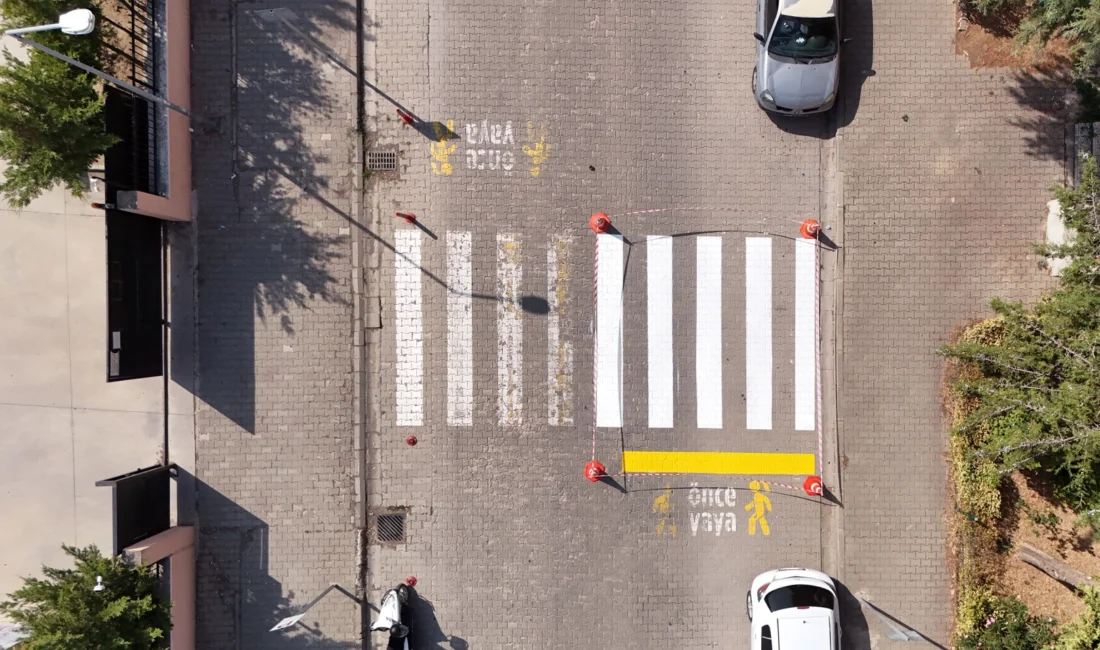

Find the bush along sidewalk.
[{"left": 941, "top": 154, "right": 1100, "bottom": 646}]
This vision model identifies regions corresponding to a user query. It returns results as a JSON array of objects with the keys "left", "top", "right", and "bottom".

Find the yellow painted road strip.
[{"left": 622, "top": 451, "right": 815, "bottom": 476}]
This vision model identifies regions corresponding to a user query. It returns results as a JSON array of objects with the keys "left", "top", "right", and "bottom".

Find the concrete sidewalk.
[{"left": 0, "top": 166, "right": 195, "bottom": 606}]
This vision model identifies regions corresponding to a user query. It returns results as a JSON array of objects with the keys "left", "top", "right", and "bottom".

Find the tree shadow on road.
[
  {"left": 1005, "top": 68, "right": 1077, "bottom": 163},
  {"left": 194, "top": 476, "right": 361, "bottom": 650},
  {"left": 192, "top": 0, "right": 355, "bottom": 432}
]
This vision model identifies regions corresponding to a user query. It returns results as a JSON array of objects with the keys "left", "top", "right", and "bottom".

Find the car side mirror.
[
  {"left": 754, "top": 32, "right": 765, "bottom": 43},
  {"left": 841, "top": 37, "right": 852, "bottom": 45}
]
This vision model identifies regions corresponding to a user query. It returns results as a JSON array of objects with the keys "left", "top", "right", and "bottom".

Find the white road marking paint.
[
  {"left": 498, "top": 234, "right": 523, "bottom": 425},
  {"left": 745, "top": 237, "right": 772, "bottom": 430},
  {"left": 548, "top": 235, "right": 573, "bottom": 426},
  {"left": 447, "top": 232, "right": 473, "bottom": 426},
  {"left": 696, "top": 236, "right": 723, "bottom": 429},
  {"left": 647, "top": 236, "right": 674, "bottom": 428},
  {"left": 795, "top": 238, "right": 816, "bottom": 431},
  {"left": 394, "top": 230, "right": 423, "bottom": 426},
  {"left": 596, "top": 234, "right": 624, "bottom": 428}
]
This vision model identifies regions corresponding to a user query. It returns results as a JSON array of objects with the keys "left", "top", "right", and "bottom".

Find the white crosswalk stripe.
[
  {"left": 595, "top": 234, "right": 625, "bottom": 428},
  {"left": 447, "top": 232, "right": 473, "bottom": 427},
  {"left": 647, "top": 236, "right": 674, "bottom": 428},
  {"left": 497, "top": 233, "right": 523, "bottom": 426},
  {"left": 548, "top": 235, "right": 574, "bottom": 426},
  {"left": 795, "top": 239, "right": 817, "bottom": 431},
  {"left": 390, "top": 231, "right": 816, "bottom": 432},
  {"left": 696, "top": 236, "right": 723, "bottom": 429},
  {"left": 394, "top": 230, "right": 423, "bottom": 427},
  {"left": 745, "top": 237, "right": 773, "bottom": 430}
]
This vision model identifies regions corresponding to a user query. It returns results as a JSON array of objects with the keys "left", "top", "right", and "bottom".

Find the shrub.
[{"left": 955, "top": 594, "right": 1058, "bottom": 650}]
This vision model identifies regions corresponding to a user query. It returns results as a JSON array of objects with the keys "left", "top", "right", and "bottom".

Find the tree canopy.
[
  {"left": 0, "top": 0, "right": 117, "bottom": 207},
  {"left": 0, "top": 544, "right": 171, "bottom": 650}
]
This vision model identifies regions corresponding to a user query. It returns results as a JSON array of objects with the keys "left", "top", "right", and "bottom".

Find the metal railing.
[{"left": 102, "top": 0, "right": 158, "bottom": 195}]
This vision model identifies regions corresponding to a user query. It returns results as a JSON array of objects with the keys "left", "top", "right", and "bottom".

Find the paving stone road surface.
[{"left": 188, "top": 0, "right": 1070, "bottom": 645}]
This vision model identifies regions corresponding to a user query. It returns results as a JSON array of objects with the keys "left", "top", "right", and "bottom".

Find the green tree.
[
  {"left": 967, "top": 0, "right": 1100, "bottom": 77},
  {"left": 1058, "top": 587, "right": 1100, "bottom": 649},
  {"left": 0, "top": 544, "right": 171, "bottom": 650},
  {"left": 0, "top": 0, "right": 117, "bottom": 207},
  {"left": 940, "top": 155, "right": 1100, "bottom": 510}
]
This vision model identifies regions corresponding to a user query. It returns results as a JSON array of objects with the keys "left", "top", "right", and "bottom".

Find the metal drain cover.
[
  {"left": 374, "top": 513, "right": 405, "bottom": 543},
  {"left": 367, "top": 150, "right": 397, "bottom": 171}
]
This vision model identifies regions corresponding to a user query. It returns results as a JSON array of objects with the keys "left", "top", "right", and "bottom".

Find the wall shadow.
[
  {"left": 191, "top": 0, "right": 354, "bottom": 433},
  {"left": 194, "top": 476, "right": 360, "bottom": 650}
]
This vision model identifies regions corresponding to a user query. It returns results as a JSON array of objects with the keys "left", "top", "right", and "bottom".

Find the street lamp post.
[{"left": 3, "top": 9, "right": 194, "bottom": 120}]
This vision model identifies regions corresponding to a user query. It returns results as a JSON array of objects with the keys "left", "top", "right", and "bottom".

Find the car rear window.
[{"left": 764, "top": 585, "right": 835, "bottom": 611}]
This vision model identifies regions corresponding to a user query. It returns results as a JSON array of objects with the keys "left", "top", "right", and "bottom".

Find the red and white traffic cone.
[
  {"left": 585, "top": 460, "right": 606, "bottom": 482},
  {"left": 799, "top": 219, "right": 821, "bottom": 239},
  {"left": 589, "top": 212, "right": 611, "bottom": 234}
]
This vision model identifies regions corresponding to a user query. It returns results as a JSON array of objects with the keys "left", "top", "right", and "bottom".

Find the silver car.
[{"left": 753, "top": 0, "right": 846, "bottom": 115}]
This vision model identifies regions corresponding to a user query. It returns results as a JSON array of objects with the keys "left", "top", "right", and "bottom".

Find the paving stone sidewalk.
[
  {"left": 190, "top": 0, "right": 362, "bottom": 646},
  {"left": 836, "top": 0, "right": 1065, "bottom": 645}
]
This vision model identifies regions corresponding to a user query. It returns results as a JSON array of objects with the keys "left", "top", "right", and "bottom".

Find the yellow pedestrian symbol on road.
[
  {"left": 653, "top": 485, "right": 676, "bottom": 537},
  {"left": 523, "top": 121, "right": 550, "bottom": 177},
  {"left": 431, "top": 119, "right": 457, "bottom": 176},
  {"left": 745, "top": 480, "right": 772, "bottom": 536}
]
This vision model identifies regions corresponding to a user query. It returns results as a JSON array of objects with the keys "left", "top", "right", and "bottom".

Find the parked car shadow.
[
  {"left": 836, "top": 0, "right": 874, "bottom": 129},
  {"left": 833, "top": 580, "right": 870, "bottom": 650}
]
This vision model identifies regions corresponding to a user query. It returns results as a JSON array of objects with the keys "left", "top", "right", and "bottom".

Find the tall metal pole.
[{"left": 4, "top": 33, "right": 193, "bottom": 119}]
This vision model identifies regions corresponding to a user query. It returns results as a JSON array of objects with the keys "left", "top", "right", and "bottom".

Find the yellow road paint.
[
  {"left": 430, "top": 119, "right": 457, "bottom": 175},
  {"left": 652, "top": 485, "right": 676, "bottom": 537},
  {"left": 523, "top": 121, "right": 550, "bottom": 177},
  {"left": 745, "top": 480, "right": 772, "bottom": 536},
  {"left": 622, "top": 451, "right": 815, "bottom": 476}
]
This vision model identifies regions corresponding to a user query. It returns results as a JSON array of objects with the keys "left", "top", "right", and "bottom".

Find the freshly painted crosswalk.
[
  {"left": 647, "top": 236, "right": 674, "bottom": 429},
  {"left": 392, "top": 230, "right": 819, "bottom": 433},
  {"left": 745, "top": 237, "right": 772, "bottom": 430},
  {"left": 696, "top": 237, "right": 723, "bottom": 429},
  {"left": 595, "top": 234, "right": 625, "bottom": 428}
]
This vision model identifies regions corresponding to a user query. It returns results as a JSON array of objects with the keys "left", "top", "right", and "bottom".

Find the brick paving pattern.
[
  {"left": 191, "top": 0, "right": 362, "bottom": 646},
  {"left": 366, "top": 0, "right": 830, "bottom": 648},
  {"left": 837, "top": 0, "right": 1063, "bottom": 645}
]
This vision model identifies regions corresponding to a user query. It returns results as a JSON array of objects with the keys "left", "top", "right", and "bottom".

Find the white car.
[{"left": 747, "top": 568, "right": 841, "bottom": 650}]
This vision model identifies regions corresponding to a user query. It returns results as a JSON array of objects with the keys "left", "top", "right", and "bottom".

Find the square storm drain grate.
[
  {"left": 367, "top": 150, "right": 397, "bottom": 171},
  {"left": 374, "top": 513, "right": 405, "bottom": 543}
]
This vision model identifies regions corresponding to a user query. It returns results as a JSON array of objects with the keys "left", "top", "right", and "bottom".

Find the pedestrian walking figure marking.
[
  {"left": 431, "top": 120, "right": 457, "bottom": 176},
  {"left": 653, "top": 485, "right": 676, "bottom": 537},
  {"left": 745, "top": 480, "right": 772, "bottom": 536}
]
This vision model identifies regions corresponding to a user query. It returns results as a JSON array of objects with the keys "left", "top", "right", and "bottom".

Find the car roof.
[
  {"left": 777, "top": 613, "right": 832, "bottom": 650},
  {"left": 782, "top": 0, "right": 836, "bottom": 18}
]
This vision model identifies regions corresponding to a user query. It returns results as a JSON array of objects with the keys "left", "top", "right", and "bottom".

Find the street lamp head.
[
  {"left": 59, "top": 9, "right": 95, "bottom": 35},
  {"left": 92, "top": 575, "right": 105, "bottom": 592}
]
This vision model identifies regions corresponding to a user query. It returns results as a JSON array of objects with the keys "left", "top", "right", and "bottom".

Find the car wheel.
[{"left": 746, "top": 590, "right": 753, "bottom": 621}]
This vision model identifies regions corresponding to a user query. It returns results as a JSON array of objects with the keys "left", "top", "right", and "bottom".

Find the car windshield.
[
  {"left": 768, "top": 15, "right": 838, "bottom": 60},
  {"left": 764, "top": 585, "right": 835, "bottom": 611}
]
